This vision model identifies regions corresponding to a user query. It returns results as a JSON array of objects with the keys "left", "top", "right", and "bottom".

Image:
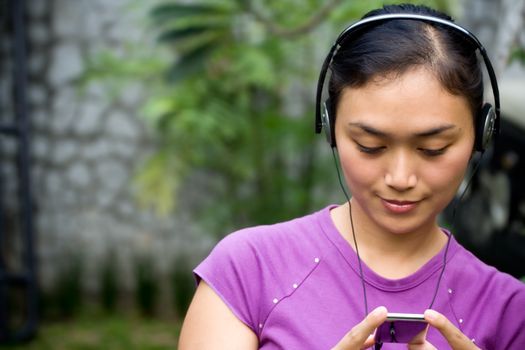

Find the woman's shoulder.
[
  {"left": 213, "top": 205, "right": 332, "bottom": 260},
  {"left": 451, "top": 242, "right": 524, "bottom": 290},
  {"left": 447, "top": 242, "right": 525, "bottom": 348},
  {"left": 193, "top": 206, "right": 333, "bottom": 333}
]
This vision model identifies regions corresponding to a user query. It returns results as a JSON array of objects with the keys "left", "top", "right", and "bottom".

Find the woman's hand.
[
  {"left": 407, "top": 309, "right": 481, "bottom": 350},
  {"left": 331, "top": 306, "right": 388, "bottom": 350}
]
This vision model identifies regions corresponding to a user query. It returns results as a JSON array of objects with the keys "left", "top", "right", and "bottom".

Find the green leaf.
[
  {"left": 133, "top": 152, "right": 182, "bottom": 216},
  {"left": 510, "top": 47, "right": 525, "bottom": 65},
  {"left": 230, "top": 46, "right": 277, "bottom": 88},
  {"left": 150, "top": 3, "right": 227, "bottom": 23},
  {"left": 158, "top": 25, "right": 222, "bottom": 42},
  {"left": 167, "top": 43, "right": 218, "bottom": 82},
  {"left": 141, "top": 94, "right": 176, "bottom": 124}
]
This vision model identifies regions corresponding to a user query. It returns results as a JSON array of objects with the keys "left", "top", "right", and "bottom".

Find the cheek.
[
  {"left": 423, "top": 152, "right": 471, "bottom": 196},
  {"left": 339, "top": 152, "right": 381, "bottom": 190}
]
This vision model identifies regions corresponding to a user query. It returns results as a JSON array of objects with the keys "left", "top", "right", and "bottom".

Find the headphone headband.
[
  {"left": 337, "top": 14, "right": 479, "bottom": 46},
  {"left": 315, "top": 13, "right": 500, "bottom": 148}
]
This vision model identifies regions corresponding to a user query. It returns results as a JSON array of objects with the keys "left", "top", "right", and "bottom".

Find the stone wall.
[{"left": 1, "top": 0, "right": 213, "bottom": 298}]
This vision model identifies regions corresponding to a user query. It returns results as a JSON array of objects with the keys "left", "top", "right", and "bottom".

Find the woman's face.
[{"left": 335, "top": 67, "right": 475, "bottom": 236}]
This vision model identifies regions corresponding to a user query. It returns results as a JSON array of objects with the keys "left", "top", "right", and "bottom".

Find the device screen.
[{"left": 374, "top": 313, "right": 427, "bottom": 344}]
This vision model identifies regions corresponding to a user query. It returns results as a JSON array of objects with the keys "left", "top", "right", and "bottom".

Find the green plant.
[
  {"left": 3, "top": 309, "right": 182, "bottom": 349},
  {"left": 135, "top": 0, "right": 455, "bottom": 235},
  {"left": 511, "top": 47, "right": 525, "bottom": 65},
  {"left": 139, "top": 1, "right": 340, "bottom": 232},
  {"left": 134, "top": 255, "right": 159, "bottom": 317},
  {"left": 79, "top": 0, "right": 454, "bottom": 236},
  {"left": 100, "top": 251, "right": 119, "bottom": 313},
  {"left": 170, "top": 257, "right": 195, "bottom": 318},
  {"left": 53, "top": 253, "right": 83, "bottom": 318}
]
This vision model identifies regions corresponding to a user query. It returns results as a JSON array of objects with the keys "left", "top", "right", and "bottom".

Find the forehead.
[{"left": 336, "top": 68, "right": 473, "bottom": 130}]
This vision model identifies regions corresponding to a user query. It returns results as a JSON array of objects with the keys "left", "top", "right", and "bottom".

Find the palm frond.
[
  {"left": 151, "top": 3, "right": 230, "bottom": 23},
  {"left": 167, "top": 43, "right": 219, "bottom": 82},
  {"left": 158, "top": 24, "right": 227, "bottom": 43}
]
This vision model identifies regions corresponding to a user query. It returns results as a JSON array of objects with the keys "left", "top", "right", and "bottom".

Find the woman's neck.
[{"left": 330, "top": 201, "right": 448, "bottom": 279}]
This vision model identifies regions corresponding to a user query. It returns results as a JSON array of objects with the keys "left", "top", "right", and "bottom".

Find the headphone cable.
[
  {"left": 428, "top": 151, "right": 485, "bottom": 308},
  {"left": 331, "top": 147, "right": 369, "bottom": 316}
]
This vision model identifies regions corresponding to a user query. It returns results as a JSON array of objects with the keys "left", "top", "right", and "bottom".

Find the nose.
[{"left": 384, "top": 150, "right": 418, "bottom": 191}]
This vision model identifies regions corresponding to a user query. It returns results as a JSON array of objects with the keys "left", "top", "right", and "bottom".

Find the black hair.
[{"left": 328, "top": 4, "right": 483, "bottom": 121}]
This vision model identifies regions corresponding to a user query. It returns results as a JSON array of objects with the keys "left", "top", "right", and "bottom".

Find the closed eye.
[
  {"left": 356, "top": 142, "right": 385, "bottom": 154},
  {"left": 419, "top": 146, "right": 449, "bottom": 157}
]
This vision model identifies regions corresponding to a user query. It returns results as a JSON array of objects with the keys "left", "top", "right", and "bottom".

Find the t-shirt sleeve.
[
  {"left": 192, "top": 215, "right": 325, "bottom": 336},
  {"left": 193, "top": 228, "right": 265, "bottom": 333},
  {"left": 447, "top": 249, "right": 525, "bottom": 349},
  {"left": 498, "top": 281, "right": 525, "bottom": 349}
]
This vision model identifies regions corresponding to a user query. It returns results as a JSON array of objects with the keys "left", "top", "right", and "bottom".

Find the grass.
[{"left": 1, "top": 311, "right": 181, "bottom": 350}]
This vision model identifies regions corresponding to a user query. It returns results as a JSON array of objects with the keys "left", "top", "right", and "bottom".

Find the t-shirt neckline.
[{"left": 317, "top": 204, "right": 460, "bottom": 292}]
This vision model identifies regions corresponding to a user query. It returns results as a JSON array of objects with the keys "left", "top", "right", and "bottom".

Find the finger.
[
  {"left": 424, "top": 309, "right": 479, "bottom": 349},
  {"left": 408, "top": 341, "right": 436, "bottom": 350},
  {"left": 408, "top": 324, "right": 429, "bottom": 345},
  {"left": 336, "top": 306, "right": 387, "bottom": 349},
  {"left": 361, "top": 334, "right": 375, "bottom": 349}
]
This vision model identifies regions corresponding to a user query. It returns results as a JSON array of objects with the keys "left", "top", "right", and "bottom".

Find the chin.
[{"left": 377, "top": 215, "right": 437, "bottom": 236}]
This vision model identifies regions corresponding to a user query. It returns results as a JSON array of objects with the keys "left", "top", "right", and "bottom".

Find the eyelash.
[
  {"left": 419, "top": 146, "right": 448, "bottom": 157},
  {"left": 356, "top": 143, "right": 384, "bottom": 154},
  {"left": 356, "top": 143, "right": 449, "bottom": 157}
]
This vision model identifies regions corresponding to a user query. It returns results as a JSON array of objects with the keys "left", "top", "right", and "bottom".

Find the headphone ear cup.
[
  {"left": 475, "top": 103, "right": 497, "bottom": 152},
  {"left": 322, "top": 99, "right": 337, "bottom": 148}
]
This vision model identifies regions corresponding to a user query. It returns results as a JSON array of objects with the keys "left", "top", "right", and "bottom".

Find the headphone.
[{"left": 315, "top": 14, "right": 500, "bottom": 152}]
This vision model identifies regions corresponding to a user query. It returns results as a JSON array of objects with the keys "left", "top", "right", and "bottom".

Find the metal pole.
[
  {"left": 0, "top": 0, "right": 12, "bottom": 341},
  {"left": 0, "top": 144, "right": 7, "bottom": 342},
  {"left": 12, "top": 0, "right": 38, "bottom": 341}
]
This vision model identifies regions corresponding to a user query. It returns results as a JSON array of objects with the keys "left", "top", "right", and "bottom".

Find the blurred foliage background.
[{"left": 125, "top": 0, "right": 452, "bottom": 233}]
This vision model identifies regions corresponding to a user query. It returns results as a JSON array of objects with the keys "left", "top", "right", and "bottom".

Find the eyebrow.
[{"left": 348, "top": 122, "right": 456, "bottom": 137}]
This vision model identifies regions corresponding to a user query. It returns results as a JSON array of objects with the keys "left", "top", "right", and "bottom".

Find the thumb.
[
  {"left": 335, "top": 306, "right": 388, "bottom": 349},
  {"left": 424, "top": 309, "right": 479, "bottom": 349}
]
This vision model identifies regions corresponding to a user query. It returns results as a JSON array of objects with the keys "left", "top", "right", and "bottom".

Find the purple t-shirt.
[{"left": 194, "top": 205, "right": 525, "bottom": 349}]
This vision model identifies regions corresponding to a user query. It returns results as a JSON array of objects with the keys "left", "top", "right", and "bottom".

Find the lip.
[{"left": 381, "top": 198, "right": 420, "bottom": 214}]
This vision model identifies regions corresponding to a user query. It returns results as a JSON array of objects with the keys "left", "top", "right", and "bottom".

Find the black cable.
[
  {"left": 428, "top": 151, "right": 484, "bottom": 309},
  {"left": 331, "top": 147, "right": 369, "bottom": 316}
]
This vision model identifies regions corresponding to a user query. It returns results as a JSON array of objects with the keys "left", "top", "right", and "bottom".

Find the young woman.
[{"left": 179, "top": 4, "right": 525, "bottom": 349}]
